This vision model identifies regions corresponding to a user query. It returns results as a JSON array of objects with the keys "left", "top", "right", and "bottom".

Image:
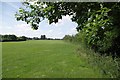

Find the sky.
[{"left": 0, "top": 1, "right": 78, "bottom": 39}]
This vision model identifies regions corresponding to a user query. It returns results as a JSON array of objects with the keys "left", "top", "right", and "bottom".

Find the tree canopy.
[{"left": 15, "top": 2, "right": 120, "bottom": 30}]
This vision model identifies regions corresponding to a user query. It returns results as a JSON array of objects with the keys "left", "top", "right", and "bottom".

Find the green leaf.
[{"left": 19, "top": 8, "right": 24, "bottom": 13}]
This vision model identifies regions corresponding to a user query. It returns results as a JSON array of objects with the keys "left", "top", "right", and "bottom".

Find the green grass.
[{"left": 2, "top": 40, "right": 104, "bottom": 78}]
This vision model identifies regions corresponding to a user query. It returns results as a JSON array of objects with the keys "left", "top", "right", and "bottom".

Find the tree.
[
  {"left": 0, "top": 34, "right": 2, "bottom": 42},
  {"left": 41, "top": 35, "right": 46, "bottom": 40},
  {"left": 15, "top": 2, "right": 92, "bottom": 30},
  {"left": 18, "top": 36, "right": 27, "bottom": 41},
  {"left": 15, "top": 2, "right": 120, "bottom": 30},
  {"left": 33, "top": 37, "right": 40, "bottom": 40},
  {"left": 1, "top": 34, "right": 27, "bottom": 41},
  {"left": 63, "top": 35, "right": 73, "bottom": 42},
  {"left": 2, "top": 34, "right": 17, "bottom": 41}
]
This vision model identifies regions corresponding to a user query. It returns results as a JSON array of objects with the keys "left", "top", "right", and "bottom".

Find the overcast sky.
[{"left": 0, "top": 1, "right": 78, "bottom": 39}]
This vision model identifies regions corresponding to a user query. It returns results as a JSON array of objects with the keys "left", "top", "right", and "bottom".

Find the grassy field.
[{"left": 2, "top": 40, "right": 104, "bottom": 78}]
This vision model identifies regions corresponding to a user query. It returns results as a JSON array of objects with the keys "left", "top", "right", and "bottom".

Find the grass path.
[{"left": 2, "top": 40, "right": 103, "bottom": 78}]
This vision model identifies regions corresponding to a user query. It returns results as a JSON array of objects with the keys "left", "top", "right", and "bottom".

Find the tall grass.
[{"left": 76, "top": 43, "right": 120, "bottom": 78}]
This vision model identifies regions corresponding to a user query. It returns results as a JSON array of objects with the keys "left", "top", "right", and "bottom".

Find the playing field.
[{"left": 2, "top": 40, "right": 103, "bottom": 78}]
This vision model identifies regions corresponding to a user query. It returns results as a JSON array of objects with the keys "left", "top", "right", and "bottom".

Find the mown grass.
[{"left": 2, "top": 40, "right": 104, "bottom": 78}]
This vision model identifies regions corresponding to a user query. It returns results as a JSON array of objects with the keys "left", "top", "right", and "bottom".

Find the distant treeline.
[
  {"left": 0, "top": 34, "right": 27, "bottom": 42},
  {"left": 0, "top": 34, "right": 62, "bottom": 42}
]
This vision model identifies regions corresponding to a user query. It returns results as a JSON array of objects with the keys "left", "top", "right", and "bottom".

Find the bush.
[
  {"left": 63, "top": 35, "right": 75, "bottom": 42},
  {"left": 75, "top": 6, "right": 120, "bottom": 56}
]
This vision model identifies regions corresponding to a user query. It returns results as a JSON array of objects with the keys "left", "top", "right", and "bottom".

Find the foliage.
[
  {"left": 0, "top": 35, "right": 2, "bottom": 42},
  {"left": 0, "top": 34, "right": 62, "bottom": 41},
  {"left": 0, "top": 34, "right": 27, "bottom": 42},
  {"left": 79, "top": 4, "right": 120, "bottom": 56},
  {"left": 18, "top": 36, "right": 27, "bottom": 41},
  {"left": 63, "top": 35, "right": 74, "bottom": 42},
  {"left": 41, "top": 35, "right": 46, "bottom": 40},
  {"left": 1, "top": 34, "right": 17, "bottom": 42},
  {"left": 15, "top": 2, "right": 100, "bottom": 30},
  {"left": 15, "top": 2, "right": 119, "bottom": 30}
]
